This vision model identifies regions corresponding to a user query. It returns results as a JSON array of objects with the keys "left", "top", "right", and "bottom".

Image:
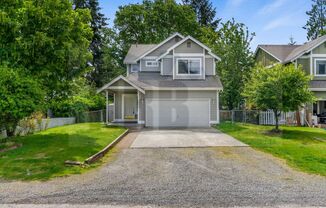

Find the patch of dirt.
[
  {"left": 115, "top": 130, "right": 140, "bottom": 149},
  {"left": 263, "top": 129, "right": 283, "bottom": 136},
  {"left": 0, "top": 143, "right": 22, "bottom": 153}
]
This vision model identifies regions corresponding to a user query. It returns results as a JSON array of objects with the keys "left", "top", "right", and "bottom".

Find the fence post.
[
  {"left": 100, "top": 110, "right": 103, "bottom": 122},
  {"left": 231, "top": 110, "right": 234, "bottom": 123}
]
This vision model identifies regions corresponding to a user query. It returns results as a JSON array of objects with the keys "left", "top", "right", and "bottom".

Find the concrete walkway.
[{"left": 131, "top": 128, "right": 248, "bottom": 148}]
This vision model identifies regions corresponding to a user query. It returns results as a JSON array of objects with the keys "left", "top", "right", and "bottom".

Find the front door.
[{"left": 122, "top": 94, "right": 138, "bottom": 120}]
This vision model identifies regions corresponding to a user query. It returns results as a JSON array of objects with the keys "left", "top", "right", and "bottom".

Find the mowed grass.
[
  {"left": 0, "top": 123, "right": 126, "bottom": 181},
  {"left": 217, "top": 122, "right": 326, "bottom": 176}
]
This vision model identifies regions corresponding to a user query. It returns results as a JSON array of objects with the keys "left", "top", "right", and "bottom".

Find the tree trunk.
[
  {"left": 296, "top": 110, "right": 301, "bottom": 126},
  {"left": 274, "top": 110, "right": 279, "bottom": 132}
]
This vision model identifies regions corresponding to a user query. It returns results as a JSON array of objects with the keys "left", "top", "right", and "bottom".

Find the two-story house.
[
  {"left": 254, "top": 35, "right": 326, "bottom": 121},
  {"left": 98, "top": 33, "right": 223, "bottom": 127}
]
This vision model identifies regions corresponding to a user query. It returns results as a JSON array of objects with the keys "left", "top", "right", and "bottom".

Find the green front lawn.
[
  {"left": 217, "top": 122, "right": 326, "bottom": 176},
  {"left": 0, "top": 123, "right": 126, "bottom": 181}
]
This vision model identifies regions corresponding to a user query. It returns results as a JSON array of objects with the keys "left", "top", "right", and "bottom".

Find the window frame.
[
  {"left": 130, "top": 64, "right": 139, "bottom": 73},
  {"left": 314, "top": 58, "right": 326, "bottom": 76},
  {"left": 145, "top": 61, "right": 159, "bottom": 67},
  {"left": 176, "top": 58, "right": 202, "bottom": 76}
]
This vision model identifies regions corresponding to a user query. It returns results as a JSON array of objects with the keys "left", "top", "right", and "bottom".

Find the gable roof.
[
  {"left": 134, "top": 33, "right": 184, "bottom": 62},
  {"left": 256, "top": 45, "right": 300, "bottom": 62},
  {"left": 156, "top": 36, "right": 221, "bottom": 61},
  {"left": 285, "top": 35, "right": 326, "bottom": 62},
  {"left": 123, "top": 44, "right": 157, "bottom": 64},
  {"left": 97, "top": 75, "right": 145, "bottom": 94},
  {"left": 255, "top": 35, "right": 326, "bottom": 63}
]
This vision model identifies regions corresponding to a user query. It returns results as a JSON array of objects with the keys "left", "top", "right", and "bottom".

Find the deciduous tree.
[
  {"left": 201, "top": 19, "right": 255, "bottom": 110},
  {"left": 114, "top": 0, "right": 200, "bottom": 53},
  {"left": 0, "top": 65, "right": 45, "bottom": 137},
  {"left": 243, "top": 64, "right": 315, "bottom": 131},
  {"left": 0, "top": 0, "right": 93, "bottom": 100}
]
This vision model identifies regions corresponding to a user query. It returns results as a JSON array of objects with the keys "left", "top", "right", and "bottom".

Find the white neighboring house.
[{"left": 98, "top": 33, "right": 223, "bottom": 127}]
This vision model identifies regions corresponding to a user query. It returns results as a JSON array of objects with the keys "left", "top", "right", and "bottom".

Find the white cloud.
[
  {"left": 263, "top": 15, "right": 292, "bottom": 31},
  {"left": 229, "top": 0, "right": 246, "bottom": 7},
  {"left": 259, "top": 0, "right": 288, "bottom": 15}
]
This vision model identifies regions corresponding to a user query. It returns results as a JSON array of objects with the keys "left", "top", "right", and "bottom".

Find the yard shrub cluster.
[{"left": 0, "top": 66, "right": 45, "bottom": 137}]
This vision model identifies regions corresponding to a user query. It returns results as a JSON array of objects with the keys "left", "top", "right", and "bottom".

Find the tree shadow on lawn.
[{"left": 0, "top": 132, "right": 107, "bottom": 181}]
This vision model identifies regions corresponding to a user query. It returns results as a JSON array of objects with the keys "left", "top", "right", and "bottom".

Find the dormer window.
[
  {"left": 145, "top": 61, "right": 158, "bottom": 67},
  {"left": 177, "top": 58, "right": 201, "bottom": 75},
  {"left": 187, "top": 41, "right": 191, "bottom": 48}
]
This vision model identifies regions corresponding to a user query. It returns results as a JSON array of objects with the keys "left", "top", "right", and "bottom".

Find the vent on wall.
[{"left": 187, "top": 41, "right": 191, "bottom": 48}]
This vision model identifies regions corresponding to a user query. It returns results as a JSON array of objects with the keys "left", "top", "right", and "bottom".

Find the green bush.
[
  {"left": 0, "top": 65, "right": 45, "bottom": 136},
  {"left": 49, "top": 79, "right": 105, "bottom": 117}
]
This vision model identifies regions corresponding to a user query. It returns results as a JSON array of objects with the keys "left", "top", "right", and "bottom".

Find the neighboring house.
[
  {"left": 98, "top": 33, "right": 223, "bottom": 127},
  {"left": 254, "top": 35, "right": 326, "bottom": 119}
]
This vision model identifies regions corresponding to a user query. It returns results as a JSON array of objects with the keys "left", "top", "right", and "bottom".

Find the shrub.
[{"left": 0, "top": 65, "right": 45, "bottom": 136}]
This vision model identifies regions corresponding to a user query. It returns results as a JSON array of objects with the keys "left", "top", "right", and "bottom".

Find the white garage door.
[{"left": 146, "top": 99, "right": 210, "bottom": 127}]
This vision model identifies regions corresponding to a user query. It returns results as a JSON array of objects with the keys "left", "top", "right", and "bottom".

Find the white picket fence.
[
  {"left": 220, "top": 110, "right": 305, "bottom": 126},
  {"left": 259, "top": 110, "right": 304, "bottom": 126}
]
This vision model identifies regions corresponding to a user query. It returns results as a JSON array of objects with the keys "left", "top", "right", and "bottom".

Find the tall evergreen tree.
[
  {"left": 182, "top": 0, "right": 220, "bottom": 29},
  {"left": 303, "top": 0, "right": 326, "bottom": 40},
  {"left": 73, "top": 0, "right": 109, "bottom": 87}
]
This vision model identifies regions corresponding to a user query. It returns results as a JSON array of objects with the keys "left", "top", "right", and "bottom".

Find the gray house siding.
[
  {"left": 111, "top": 79, "right": 132, "bottom": 87},
  {"left": 147, "top": 36, "right": 182, "bottom": 56},
  {"left": 140, "top": 59, "right": 160, "bottom": 72},
  {"left": 162, "top": 58, "right": 173, "bottom": 75},
  {"left": 174, "top": 40, "right": 203, "bottom": 53},
  {"left": 145, "top": 90, "right": 218, "bottom": 122},
  {"left": 205, "top": 57, "right": 215, "bottom": 75},
  {"left": 312, "top": 42, "right": 326, "bottom": 54}
]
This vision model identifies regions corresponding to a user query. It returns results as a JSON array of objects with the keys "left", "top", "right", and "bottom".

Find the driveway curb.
[{"left": 85, "top": 129, "right": 129, "bottom": 164}]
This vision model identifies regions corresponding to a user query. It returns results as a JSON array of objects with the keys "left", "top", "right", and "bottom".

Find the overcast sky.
[{"left": 99, "top": 0, "right": 312, "bottom": 50}]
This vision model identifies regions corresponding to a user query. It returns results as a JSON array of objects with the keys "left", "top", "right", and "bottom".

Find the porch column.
[
  {"left": 106, "top": 90, "right": 109, "bottom": 124},
  {"left": 216, "top": 91, "right": 220, "bottom": 124},
  {"left": 137, "top": 91, "right": 140, "bottom": 124}
]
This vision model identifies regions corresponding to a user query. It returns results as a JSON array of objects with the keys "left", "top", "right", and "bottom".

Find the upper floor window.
[
  {"left": 145, "top": 61, "right": 158, "bottom": 67},
  {"left": 177, "top": 58, "right": 201, "bottom": 75},
  {"left": 130, "top": 64, "right": 139, "bottom": 72},
  {"left": 315, "top": 59, "right": 326, "bottom": 76}
]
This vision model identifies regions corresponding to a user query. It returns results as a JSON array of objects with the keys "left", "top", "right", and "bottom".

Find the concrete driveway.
[{"left": 131, "top": 128, "right": 248, "bottom": 148}]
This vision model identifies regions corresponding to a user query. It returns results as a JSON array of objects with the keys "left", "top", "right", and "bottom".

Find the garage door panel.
[{"left": 146, "top": 99, "right": 209, "bottom": 127}]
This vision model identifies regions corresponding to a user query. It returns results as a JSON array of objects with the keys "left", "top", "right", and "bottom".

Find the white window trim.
[
  {"left": 131, "top": 64, "right": 139, "bottom": 73},
  {"left": 176, "top": 58, "right": 202, "bottom": 76},
  {"left": 145, "top": 60, "right": 159, "bottom": 67},
  {"left": 314, "top": 58, "right": 326, "bottom": 76}
]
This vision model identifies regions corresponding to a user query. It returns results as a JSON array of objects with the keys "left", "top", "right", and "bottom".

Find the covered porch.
[
  {"left": 97, "top": 76, "right": 145, "bottom": 125},
  {"left": 312, "top": 100, "right": 326, "bottom": 124}
]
